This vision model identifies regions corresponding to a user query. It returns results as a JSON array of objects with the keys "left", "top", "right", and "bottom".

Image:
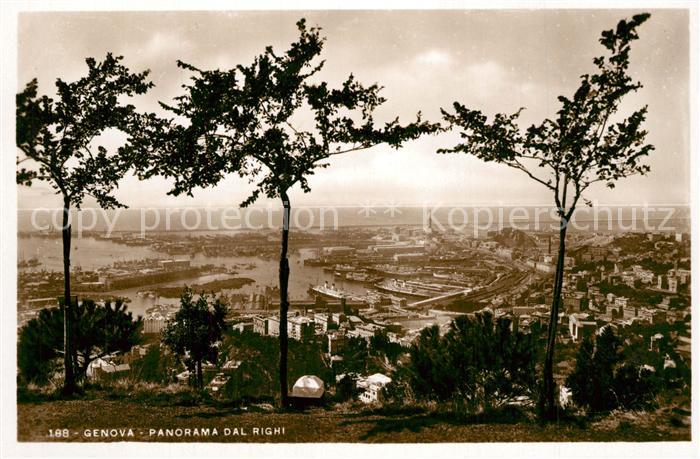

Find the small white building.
[
  {"left": 143, "top": 313, "right": 167, "bottom": 334},
  {"left": 86, "top": 357, "right": 130, "bottom": 381},
  {"left": 569, "top": 314, "right": 596, "bottom": 342},
  {"left": 357, "top": 373, "right": 392, "bottom": 404}
]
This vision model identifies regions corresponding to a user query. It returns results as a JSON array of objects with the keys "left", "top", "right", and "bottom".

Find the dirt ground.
[{"left": 17, "top": 399, "right": 691, "bottom": 443}]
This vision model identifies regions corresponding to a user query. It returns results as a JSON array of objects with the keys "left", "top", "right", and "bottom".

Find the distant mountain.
[{"left": 491, "top": 227, "right": 537, "bottom": 249}]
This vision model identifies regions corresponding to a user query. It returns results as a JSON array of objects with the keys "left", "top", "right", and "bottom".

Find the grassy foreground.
[{"left": 17, "top": 397, "right": 690, "bottom": 443}]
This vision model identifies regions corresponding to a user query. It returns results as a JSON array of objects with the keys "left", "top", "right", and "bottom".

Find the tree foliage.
[
  {"left": 369, "top": 329, "right": 404, "bottom": 363},
  {"left": 138, "top": 18, "right": 438, "bottom": 203},
  {"left": 339, "top": 336, "right": 374, "bottom": 375},
  {"left": 16, "top": 53, "right": 153, "bottom": 208},
  {"left": 18, "top": 309, "right": 64, "bottom": 385},
  {"left": 72, "top": 299, "right": 143, "bottom": 377},
  {"left": 334, "top": 374, "right": 360, "bottom": 403},
  {"left": 612, "top": 364, "right": 661, "bottom": 410},
  {"left": 130, "top": 345, "right": 173, "bottom": 384},
  {"left": 440, "top": 13, "right": 653, "bottom": 219},
  {"left": 566, "top": 326, "right": 660, "bottom": 412},
  {"left": 18, "top": 299, "right": 142, "bottom": 384},
  {"left": 162, "top": 288, "right": 228, "bottom": 387}
]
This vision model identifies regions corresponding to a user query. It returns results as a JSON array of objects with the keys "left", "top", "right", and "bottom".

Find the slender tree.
[
  {"left": 439, "top": 13, "right": 654, "bottom": 419},
  {"left": 162, "top": 287, "right": 228, "bottom": 388},
  {"left": 140, "top": 19, "right": 437, "bottom": 406},
  {"left": 16, "top": 54, "right": 153, "bottom": 393}
]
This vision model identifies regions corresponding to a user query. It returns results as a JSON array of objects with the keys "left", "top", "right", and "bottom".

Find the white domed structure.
[{"left": 291, "top": 375, "right": 325, "bottom": 399}]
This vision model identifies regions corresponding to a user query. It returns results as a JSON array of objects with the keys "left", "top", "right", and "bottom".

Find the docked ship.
[
  {"left": 308, "top": 281, "right": 349, "bottom": 300},
  {"left": 324, "top": 263, "right": 355, "bottom": 273},
  {"left": 375, "top": 279, "right": 463, "bottom": 299},
  {"left": 334, "top": 270, "right": 381, "bottom": 284},
  {"left": 374, "top": 279, "right": 433, "bottom": 298},
  {"left": 371, "top": 264, "right": 421, "bottom": 278},
  {"left": 344, "top": 271, "right": 371, "bottom": 282}
]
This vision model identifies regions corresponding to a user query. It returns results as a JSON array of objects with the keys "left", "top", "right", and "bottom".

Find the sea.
[
  {"left": 17, "top": 205, "right": 691, "bottom": 234},
  {"left": 17, "top": 236, "right": 371, "bottom": 319}
]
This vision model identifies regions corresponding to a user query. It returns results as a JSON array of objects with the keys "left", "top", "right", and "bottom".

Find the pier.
[{"left": 408, "top": 289, "right": 471, "bottom": 308}]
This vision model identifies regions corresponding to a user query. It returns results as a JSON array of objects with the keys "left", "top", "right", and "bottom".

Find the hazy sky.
[{"left": 17, "top": 9, "right": 690, "bottom": 209}]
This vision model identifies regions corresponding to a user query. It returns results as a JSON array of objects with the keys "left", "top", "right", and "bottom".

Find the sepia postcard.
[{"left": 1, "top": 1, "right": 698, "bottom": 458}]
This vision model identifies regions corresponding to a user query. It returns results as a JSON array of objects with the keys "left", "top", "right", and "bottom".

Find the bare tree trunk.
[
  {"left": 278, "top": 191, "right": 291, "bottom": 407},
  {"left": 197, "top": 359, "right": 203, "bottom": 388},
  {"left": 541, "top": 216, "right": 568, "bottom": 420},
  {"left": 61, "top": 195, "right": 75, "bottom": 394}
]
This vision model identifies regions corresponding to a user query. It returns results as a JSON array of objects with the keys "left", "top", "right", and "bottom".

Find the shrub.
[
  {"left": 612, "top": 364, "right": 661, "bottom": 410},
  {"left": 567, "top": 327, "right": 661, "bottom": 413},
  {"left": 396, "top": 310, "right": 539, "bottom": 413},
  {"left": 334, "top": 374, "right": 359, "bottom": 403},
  {"left": 18, "top": 299, "right": 142, "bottom": 384}
]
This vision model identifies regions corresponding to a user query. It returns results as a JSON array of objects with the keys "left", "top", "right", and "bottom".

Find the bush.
[
  {"left": 567, "top": 327, "right": 661, "bottom": 413},
  {"left": 334, "top": 374, "right": 359, "bottom": 403},
  {"left": 130, "top": 345, "right": 173, "bottom": 384},
  {"left": 612, "top": 364, "right": 661, "bottom": 410},
  {"left": 394, "top": 310, "right": 539, "bottom": 413},
  {"left": 18, "top": 299, "right": 142, "bottom": 384}
]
